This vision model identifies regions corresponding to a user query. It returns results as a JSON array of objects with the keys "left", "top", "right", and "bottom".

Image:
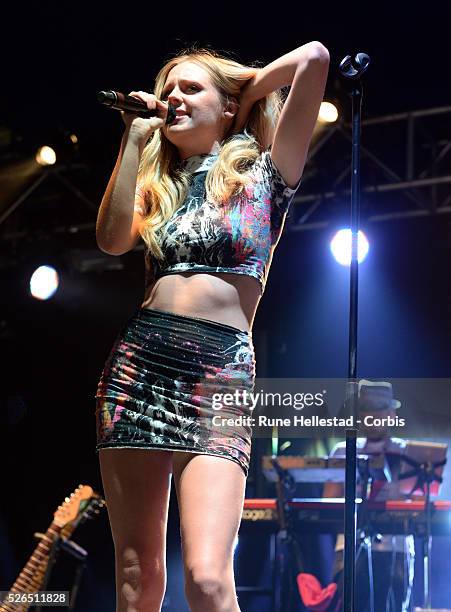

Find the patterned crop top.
[{"left": 135, "top": 149, "right": 301, "bottom": 296}]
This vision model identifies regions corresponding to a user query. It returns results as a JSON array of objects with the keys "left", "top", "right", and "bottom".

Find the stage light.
[
  {"left": 69, "top": 133, "right": 78, "bottom": 144},
  {"left": 330, "top": 229, "right": 369, "bottom": 266},
  {"left": 29, "top": 265, "right": 59, "bottom": 300},
  {"left": 35, "top": 146, "right": 56, "bottom": 166},
  {"left": 318, "top": 101, "right": 339, "bottom": 123}
]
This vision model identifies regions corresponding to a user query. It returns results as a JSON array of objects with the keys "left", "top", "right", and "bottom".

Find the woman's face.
[{"left": 160, "top": 61, "right": 230, "bottom": 154}]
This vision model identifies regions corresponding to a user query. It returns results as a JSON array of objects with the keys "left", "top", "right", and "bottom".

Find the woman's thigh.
[
  {"left": 99, "top": 448, "right": 173, "bottom": 561},
  {"left": 172, "top": 452, "right": 246, "bottom": 572}
]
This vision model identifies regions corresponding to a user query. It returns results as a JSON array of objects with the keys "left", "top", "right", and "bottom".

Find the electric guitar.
[{"left": 0, "top": 485, "right": 105, "bottom": 611}]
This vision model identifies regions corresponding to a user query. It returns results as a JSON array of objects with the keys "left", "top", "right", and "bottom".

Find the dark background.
[{"left": 1, "top": 2, "right": 451, "bottom": 610}]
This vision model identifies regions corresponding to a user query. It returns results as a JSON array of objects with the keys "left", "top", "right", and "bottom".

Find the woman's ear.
[{"left": 224, "top": 96, "right": 240, "bottom": 120}]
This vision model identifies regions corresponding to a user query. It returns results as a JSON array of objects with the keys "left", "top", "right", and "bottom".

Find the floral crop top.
[{"left": 135, "top": 149, "right": 301, "bottom": 296}]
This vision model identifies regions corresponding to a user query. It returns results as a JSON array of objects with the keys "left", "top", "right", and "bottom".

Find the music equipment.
[
  {"left": 0, "top": 485, "right": 105, "bottom": 611},
  {"left": 241, "top": 498, "right": 451, "bottom": 536},
  {"left": 261, "top": 455, "right": 385, "bottom": 483},
  {"left": 97, "top": 90, "right": 177, "bottom": 124}
]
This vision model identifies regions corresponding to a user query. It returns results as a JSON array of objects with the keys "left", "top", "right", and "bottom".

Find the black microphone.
[{"left": 97, "top": 90, "right": 177, "bottom": 125}]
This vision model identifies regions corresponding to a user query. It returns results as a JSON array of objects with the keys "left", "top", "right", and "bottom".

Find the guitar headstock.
[{"left": 54, "top": 485, "right": 105, "bottom": 529}]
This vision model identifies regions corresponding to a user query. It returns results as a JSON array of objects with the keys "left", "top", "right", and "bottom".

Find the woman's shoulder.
[{"left": 248, "top": 148, "right": 302, "bottom": 197}]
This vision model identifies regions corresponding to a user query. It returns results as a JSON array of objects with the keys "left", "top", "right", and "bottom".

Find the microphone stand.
[
  {"left": 270, "top": 457, "right": 303, "bottom": 612},
  {"left": 356, "top": 456, "right": 378, "bottom": 612},
  {"left": 390, "top": 453, "right": 447, "bottom": 609},
  {"left": 33, "top": 533, "right": 88, "bottom": 611},
  {"left": 339, "top": 52, "right": 371, "bottom": 612}
]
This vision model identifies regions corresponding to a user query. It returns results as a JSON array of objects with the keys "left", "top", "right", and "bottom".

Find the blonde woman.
[{"left": 95, "top": 44, "right": 329, "bottom": 612}]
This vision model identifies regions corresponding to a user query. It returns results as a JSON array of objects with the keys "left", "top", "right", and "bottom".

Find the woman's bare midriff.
[{"left": 140, "top": 272, "right": 262, "bottom": 333}]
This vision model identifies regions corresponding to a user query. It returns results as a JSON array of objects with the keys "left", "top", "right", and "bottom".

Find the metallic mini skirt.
[{"left": 95, "top": 307, "right": 256, "bottom": 476}]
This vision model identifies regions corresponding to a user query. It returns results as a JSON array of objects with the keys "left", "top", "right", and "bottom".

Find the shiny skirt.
[{"left": 95, "top": 307, "right": 256, "bottom": 476}]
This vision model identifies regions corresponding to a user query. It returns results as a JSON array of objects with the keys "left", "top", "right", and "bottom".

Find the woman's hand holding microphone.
[{"left": 122, "top": 91, "right": 171, "bottom": 147}]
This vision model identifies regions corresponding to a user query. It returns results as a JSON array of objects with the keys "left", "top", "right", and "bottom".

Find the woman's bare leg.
[
  {"left": 172, "top": 452, "right": 246, "bottom": 612},
  {"left": 99, "top": 448, "right": 173, "bottom": 612}
]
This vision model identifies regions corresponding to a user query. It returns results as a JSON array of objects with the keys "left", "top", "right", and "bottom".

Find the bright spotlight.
[
  {"left": 29, "top": 265, "right": 59, "bottom": 300},
  {"left": 318, "top": 101, "right": 339, "bottom": 123},
  {"left": 35, "top": 146, "right": 56, "bottom": 166},
  {"left": 330, "top": 229, "right": 369, "bottom": 266}
]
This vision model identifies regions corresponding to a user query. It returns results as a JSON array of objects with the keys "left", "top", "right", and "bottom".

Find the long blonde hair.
[{"left": 138, "top": 47, "right": 284, "bottom": 260}]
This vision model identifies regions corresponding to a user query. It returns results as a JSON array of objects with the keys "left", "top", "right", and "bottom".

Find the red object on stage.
[{"left": 297, "top": 573, "right": 337, "bottom": 611}]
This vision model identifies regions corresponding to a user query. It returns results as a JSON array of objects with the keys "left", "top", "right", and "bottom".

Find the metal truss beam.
[{"left": 292, "top": 105, "right": 451, "bottom": 230}]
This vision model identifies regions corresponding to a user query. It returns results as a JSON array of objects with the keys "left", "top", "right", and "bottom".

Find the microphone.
[{"left": 97, "top": 90, "right": 177, "bottom": 125}]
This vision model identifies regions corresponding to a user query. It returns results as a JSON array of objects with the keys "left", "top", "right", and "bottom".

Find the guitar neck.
[
  {"left": 0, "top": 522, "right": 64, "bottom": 612},
  {"left": 0, "top": 485, "right": 103, "bottom": 612}
]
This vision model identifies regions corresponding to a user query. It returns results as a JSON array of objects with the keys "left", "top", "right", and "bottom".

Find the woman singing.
[{"left": 95, "top": 43, "right": 329, "bottom": 612}]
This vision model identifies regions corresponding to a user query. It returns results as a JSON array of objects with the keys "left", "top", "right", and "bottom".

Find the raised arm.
[{"left": 236, "top": 42, "right": 330, "bottom": 188}]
